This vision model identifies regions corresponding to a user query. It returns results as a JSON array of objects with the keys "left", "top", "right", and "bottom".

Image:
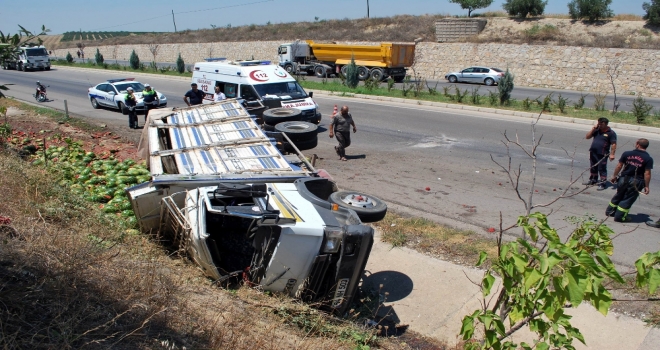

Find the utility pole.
[
  {"left": 367, "top": 0, "right": 370, "bottom": 18},
  {"left": 172, "top": 10, "right": 177, "bottom": 32}
]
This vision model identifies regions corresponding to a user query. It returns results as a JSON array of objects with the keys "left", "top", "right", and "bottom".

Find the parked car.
[
  {"left": 87, "top": 78, "right": 167, "bottom": 114},
  {"left": 445, "top": 67, "right": 504, "bottom": 86}
]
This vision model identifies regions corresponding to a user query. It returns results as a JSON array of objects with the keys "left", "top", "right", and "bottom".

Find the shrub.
[
  {"left": 362, "top": 77, "right": 381, "bottom": 91},
  {"left": 344, "top": 57, "right": 359, "bottom": 89},
  {"left": 386, "top": 77, "right": 395, "bottom": 92},
  {"left": 593, "top": 93, "right": 607, "bottom": 111},
  {"left": 522, "top": 97, "right": 532, "bottom": 110},
  {"left": 454, "top": 87, "right": 469, "bottom": 103},
  {"left": 644, "top": 0, "right": 660, "bottom": 25},
  {"left": 632, "top": 95, "right": 654, "bottom": 124},
  {"left": 568, "top": 0, "right": 614, "bottom": 21},
  {"left": 129, "top": 50, "right": 140, "bottom": 70},
  {"left": 522, "top": 24, "right": 560, "bottom": 41},
  {"left": 556, "top": 94, "right": 570, "bottom": 113},
  {"left": 94, "top": 48, "right": 104, "bottom": 65},
  {"left": 488, "top": 90, "right": 498, "bottom": 105},
  {"left": 470, "top": 87, "right": 481, "bottom": 104},
  {"left": 503, "top": 0, "right": 548, "bottom": 18},
  {"left": 176, "top": 53, "right": 185, "bottom": 74},
  {"left": 498, "top": 68, "right": 514, "bottom": 105},
  {"left": 574, "top": 93, "right": 587, "bottom": 109},
  {"left": 65, "top": 52, "right": 73, "bottom": 63}
]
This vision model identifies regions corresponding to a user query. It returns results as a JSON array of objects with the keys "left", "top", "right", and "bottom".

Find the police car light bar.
[
  {"left": 236, "top": 60, "right": 271, "bottom": 66},
  {"left": 204, "top": 57, "right": 227, "bottom": 62},
  {"left": 107, "top": 78, "right": 135, "bottom": 83}
]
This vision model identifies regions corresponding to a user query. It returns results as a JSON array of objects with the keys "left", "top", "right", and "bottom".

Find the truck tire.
[
  {"left": 18, "top": 62, "right": 25, "bottom": 72},
  {"left": 274, "top": 121, "right": 318, "bottom": 141},
  {"left": 284, "top": 64, "right": 294, "bottom": 74},
  {"left": 340, "top": 65, "right": 348, "bottom": 77},
  {"left": 369, "top": 68, "right": 384, "bottom": 81},
  {"left": 285, "top": 136, "right": 318, "bottom": 152},
  {"left": 357, "top": 66, "right": 369, "bottom": 81},
  {"left": 329, "top": 191, "right": 387, "bottom": 223},
  {"left": 263, "top": 108, "right": 302, "bottom": 126},
  {"left": 45, "top": 66, "right": 50, "bottom": 71},
  {"left": 262, "top": 123, "right": 275, "bottom": 132},
  {"left": 314, "top": 66, "right": 326, "bottom": 78}
]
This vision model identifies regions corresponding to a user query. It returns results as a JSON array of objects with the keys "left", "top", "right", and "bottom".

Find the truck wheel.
[
  {"left": 369, "top": 68, "right": 384, "bottom": 81},
  {"left": 285, "top": 136, "right": 318, "bottom": 152},
  {"left": 314, "top": 66, "right": 326, "bottom": 78},
  {"left": 329, "top": 191, "right": 387, "bottom": 223},
  {"left": 263, "top": 108, "right": 302, "bottom": 125},
  {"left": 357, "top": 66, "right": 369, "bottom": 80},
  {"left": 284, "top": 64, "right": 294, "bottom": 74},
  {"left": 45, "top": 66, "right": 50, "bottom": 71},
  {"left": 275, "top": 121, "right": 318, "bottom": 141},
  {"left": 340, "top": 65, "right": 348, "bottom": 77},
  {"left": 18, "top": 62, "right": 24, "bottom": 72}
]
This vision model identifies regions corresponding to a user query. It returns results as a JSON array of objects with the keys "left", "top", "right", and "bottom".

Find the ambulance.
[{"left": 192, "top": 59, "right": 322, "bottom": 124}]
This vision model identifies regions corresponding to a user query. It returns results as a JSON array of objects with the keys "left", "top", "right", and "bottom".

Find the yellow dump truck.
[{"left": 277, "top": 40, "right": 415, "bottom": 82}]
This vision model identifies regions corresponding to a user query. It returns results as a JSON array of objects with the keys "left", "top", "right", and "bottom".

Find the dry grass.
[{"left": 372, "top": 213, "right": 498, "bottom": 267}]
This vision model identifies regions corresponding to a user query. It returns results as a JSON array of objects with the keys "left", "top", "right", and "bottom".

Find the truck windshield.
[
  {"left": 253, "top": 82, "right": 307, "bottom": 99},
  {"left": 26, "top": 48, "right": 48, "bottom": 56}
]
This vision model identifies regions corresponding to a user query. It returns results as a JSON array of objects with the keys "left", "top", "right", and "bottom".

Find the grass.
[
  {"left": 0, "top": 103, "right": 435, "bottom": 349},
  {"left": 372, "top": 213, "right": 498, "bottom": 266}
]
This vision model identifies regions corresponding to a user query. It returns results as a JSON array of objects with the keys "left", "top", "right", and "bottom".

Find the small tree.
[
  {"left": 94, "top": 48, "right": 104, "bottom": 65},
  {"left": 176, "top": 53, "right": 185, "bottom": 74},
  {"left": 344, "top": 56, "right": 359, "bottom": 89},
  {"left": 498, "top": 69, "right": 514, "bottom": 105},
  {"left": 147, "top": 44, "right": 160, "bottom": 69},
  {"left": 65, "top": 52, "right": 73, "bottom": 63},
  {"left": 568, "top": 0, "right": 614, "bottom": 22},
  {"left": 129, "top": 50, "right": 140, "bottom": 70},
  {"left": 503, "top": 0, "right": 548, "bottom": 18},
  {"left": 643, "top": 0, "right": 660, "bottom": 25},
  {"left": 448, "top": 0, "right": 494, "bottom": 17}
]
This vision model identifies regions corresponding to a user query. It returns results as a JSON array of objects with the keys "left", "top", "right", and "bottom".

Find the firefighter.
[{"left": 606, "top": 139, "right": 653, "bottom": 222}]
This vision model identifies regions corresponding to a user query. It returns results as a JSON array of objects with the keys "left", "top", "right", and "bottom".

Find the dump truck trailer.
[
  {"left": 128, "top": 99, "right": 387, "bottom": 314},
  {"left": 278, "top": 40, "right": 415, "bottom": 82}
]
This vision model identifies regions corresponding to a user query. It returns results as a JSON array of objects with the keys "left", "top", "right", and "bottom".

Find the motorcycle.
[{"left": 33, "top": 84, "right": 48, "bottom": 102}]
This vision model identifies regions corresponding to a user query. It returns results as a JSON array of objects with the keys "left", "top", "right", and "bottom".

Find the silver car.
[{"left": 445, "top": 67, "right": 504, "bottom": 86}]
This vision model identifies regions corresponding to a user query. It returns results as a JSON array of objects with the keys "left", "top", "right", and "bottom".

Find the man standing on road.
[
  {"left": 585, "top": 117, "right": 617, "bottom": 190},
  {"left": 124, "top": 87, "right": 138, "bottom": 129},
  {"left": 606, "top": 138, "right": 653, "bottom": 223},
  {"left": 183, "top": 83, "right": 205, "bottom": 106},
  {"left": 141, "top": 83, "right": 158, "bottom": 121},
  {"left": 328, "top": 105, "right": 357, "bottom": 161}
]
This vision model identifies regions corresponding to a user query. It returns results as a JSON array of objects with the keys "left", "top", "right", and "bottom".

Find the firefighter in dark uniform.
[
  {"left": 585, "top": 117, "right": 617, "bottom": 190},
  {"left": 606, "top": 138, "right": 653, "bottom": 222},
  {"left": 142, "top": 83, "right": 158, "bottom": 122},
  {"left": 125, "top": 87, "right": 138, "bottom": 129}
]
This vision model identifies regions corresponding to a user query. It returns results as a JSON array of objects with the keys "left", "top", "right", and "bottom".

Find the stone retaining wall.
[{"left": 53, "top": 41, "right": 660, "bottom": 98}]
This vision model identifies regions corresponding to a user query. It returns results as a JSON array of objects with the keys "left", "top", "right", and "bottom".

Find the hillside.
[{"left": 41, "top": 13, "right": 660, "bottom": 50}]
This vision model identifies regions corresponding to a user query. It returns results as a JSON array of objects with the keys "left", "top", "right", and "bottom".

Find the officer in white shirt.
[{"left": 213, "top": 85, "right": 226, "bottom": 102}]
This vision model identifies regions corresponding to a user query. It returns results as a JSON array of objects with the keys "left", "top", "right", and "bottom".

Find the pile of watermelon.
[{"left": 32, "top": 139, "right": 150, "bottom": 228}]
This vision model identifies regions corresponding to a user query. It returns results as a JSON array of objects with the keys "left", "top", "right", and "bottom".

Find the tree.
[
  {"left": 129, "top": 50, "right": 140, "bottom": 70},
  {"left": 0, "top": 25, "right": 49, "bottom": 97},
  {"left": 94, "top": 48, "right": 104, "bottom": 65},
  {"left": 147, "top": 44, "right": 160, "bottom": 64},
  {"left": 448, "top": 0, "right": 494, "bottom": 17},
  {"left": 643, "top": 0, "right": 660, "bottom": 25},
  {"left": 344, "top": 56, "right": 359, "bottom": 89},
  {"left": 503, "top": 0, "right": 548, "bottom": 18},
  {"left": 176, "top": 53, "right": 185, "bottom": 74},
  {"left": 65, "top": 52, "right": 73, "bottom": 63},
  {"left": 498, "top": 69, "right": 514, "bottom": 105},
  {"left": 568, "top": 0, "right": 614, "bottom": 22}
]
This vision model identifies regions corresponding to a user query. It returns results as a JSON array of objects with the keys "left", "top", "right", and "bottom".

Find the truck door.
[{"left": 278, "top": 45, "right": 290, "bottom": 64}]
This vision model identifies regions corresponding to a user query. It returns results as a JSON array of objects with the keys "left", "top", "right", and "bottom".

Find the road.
[
  {"left": 3, "top": 66, "right": 660, "bottom": 267},
  {"left": 49, "top": 57, "right": 660, "bottom": 114}
]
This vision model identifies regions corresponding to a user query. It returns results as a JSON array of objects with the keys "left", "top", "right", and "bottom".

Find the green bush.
[
  {"left": 176, "top": 53, "right": 185, "bottom": 74},
  {"left": 129, "top": 50, "right": 140, "bottom": 70},
  {"left": 65, "top": 52, "right": 73, "bottom": 63},
  {"left": 632, "top": 95, "right": 653, "bottom": 124},
  {"left": 498, "top": 69, "right": 514, "bottom": 105},
  {"left": 503, "top": 0, "right": 548, "bottom": 18},
  {"left": 344, "top": 57, "right": 359, "bottom": 89},
  {"left": 568, "top": 0, "right": 613, "bottom": 21},
  {"left": 94, "top": 48, "right": 104, "bottom": 65},
  {"left": 644, "top": 0, "right": 660, "bottom": 25}
]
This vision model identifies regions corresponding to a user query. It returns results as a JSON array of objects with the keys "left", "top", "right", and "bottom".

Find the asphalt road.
[
  {"left": 51, "top": 57, "right": 660, "bottom": 114},
  {"left": 3, "top": 66, "right": 660, "bottom": 267}
]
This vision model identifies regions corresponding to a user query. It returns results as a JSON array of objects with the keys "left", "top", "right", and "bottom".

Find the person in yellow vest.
[{"left": 142, "top": 83, "right": 159, "bottom": 121}]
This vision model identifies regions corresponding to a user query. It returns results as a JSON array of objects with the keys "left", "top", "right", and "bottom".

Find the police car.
[{"left": 87, "top": 78, "right": 167, "bottom": 114}]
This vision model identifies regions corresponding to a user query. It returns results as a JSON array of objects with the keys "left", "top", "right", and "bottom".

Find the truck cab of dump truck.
[
  {"left": 2, "top": 46, "right": 51, "bottom": 71},
  {"left": 192, "top": 59, "right": 321, "bottom": 124}
]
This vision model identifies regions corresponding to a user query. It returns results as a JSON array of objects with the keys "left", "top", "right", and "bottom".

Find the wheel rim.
[
  {"left": 285, "top": 65, "right": 293, "bottom": 73},
  {"left": 338, "top": 193, "right": 377, "bottom": 209},
  {"left": 91, "top": 99, "right": 98, "bottom": 107},
  {"left": 449, "top": 76, "right": 456, "bottom": 83},
  {"left": 485, "top": 78, "right": 493, "bottom": 86}
]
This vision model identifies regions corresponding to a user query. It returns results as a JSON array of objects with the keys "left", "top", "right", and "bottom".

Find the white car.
[{"left": 87, "top": 78, "right": 167, "bottom": 114}]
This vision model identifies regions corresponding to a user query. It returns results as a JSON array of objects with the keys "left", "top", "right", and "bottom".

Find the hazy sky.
[{"left": 1, "top": 0, "right": 649, "bottom": 35}]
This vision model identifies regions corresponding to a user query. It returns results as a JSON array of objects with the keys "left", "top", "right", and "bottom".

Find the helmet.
[
  {"left": 126, "top": 87, "right": 134, "bottom": 92},
  {"left": 36, "top": 81, "right": 40, "bottom": 85}
]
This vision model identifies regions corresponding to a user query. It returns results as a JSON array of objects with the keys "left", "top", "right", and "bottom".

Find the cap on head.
[
  {"left": 144, "top": 83, "right": 150, "bottom": 88},
  {"left": 127, "top": 87, "right": 134, "bottom": 92}
]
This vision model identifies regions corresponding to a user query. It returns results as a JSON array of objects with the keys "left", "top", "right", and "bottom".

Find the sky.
[{"left": 0, "top": 0, "right": 649, "bottom": 35}]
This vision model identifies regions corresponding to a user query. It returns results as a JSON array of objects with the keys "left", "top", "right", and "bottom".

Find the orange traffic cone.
[{"left": 332, "top": 105, "right": 338, "bottom": 118}]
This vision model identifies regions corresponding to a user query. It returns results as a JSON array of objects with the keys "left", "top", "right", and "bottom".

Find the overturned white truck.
[{"left": 128, "top": 99, "right": 386, "bottom": 314}]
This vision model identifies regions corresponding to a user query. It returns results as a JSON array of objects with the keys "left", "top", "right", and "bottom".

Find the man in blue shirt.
[
  {"left": 183, "top": 83, "right": 205, "bottom": 106},
  {"left": 606, "top": 138, "right": 653, "bottom": 223},
  {"left": 585, "top": 117, "right": 617, "bottom": 191}
]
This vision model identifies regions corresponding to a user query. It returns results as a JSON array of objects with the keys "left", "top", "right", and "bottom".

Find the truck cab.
[{"left": 2, "top": 46, "right": 51, "bottom": 71}]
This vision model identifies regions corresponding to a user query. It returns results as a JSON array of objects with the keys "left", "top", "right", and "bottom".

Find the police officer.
[
  {"left": 125, "top": 87, "right": 138, "bottom": 129},
  {"left": 606, "top": 138, "right": 653, "bottom": 223},
  {"left": 142, "top": 83, "right": 159, "bottom": 121}
]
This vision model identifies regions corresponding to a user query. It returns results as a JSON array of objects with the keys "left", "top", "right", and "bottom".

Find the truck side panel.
[{"left": 308, "top": 41, "right": 415, "bottom": 69}]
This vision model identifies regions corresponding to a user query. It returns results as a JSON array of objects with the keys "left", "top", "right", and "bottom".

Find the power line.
[{"left": 91, "top": 0, "right": 274, "bottom": 31}]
